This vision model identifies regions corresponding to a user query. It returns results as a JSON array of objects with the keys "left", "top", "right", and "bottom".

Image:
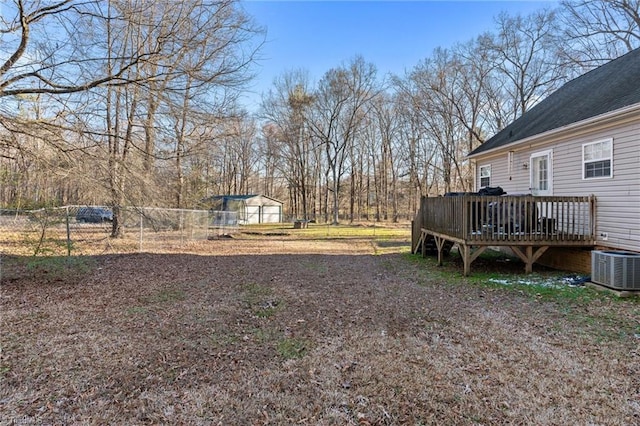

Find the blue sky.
[{"left": 240, "top": 0, "right": 557, "bottom": 111}]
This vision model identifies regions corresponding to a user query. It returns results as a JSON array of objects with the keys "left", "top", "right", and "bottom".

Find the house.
[
  {"left": 466, "top": 47, "right": 640, "bottom": 272},
  {"left": 206, "top": 194, "right": 283, "bottom": 225},
  {"left": 411, "top": 48, "right": 639, "bottom": 276}
]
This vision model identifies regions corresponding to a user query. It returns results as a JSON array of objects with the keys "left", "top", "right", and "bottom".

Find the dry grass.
[
  {"left": 0, "top": 221, "right": 409, "bottom": 257},
  {"left": 1, "top": 227, "right": 640, "bottom": 425}
]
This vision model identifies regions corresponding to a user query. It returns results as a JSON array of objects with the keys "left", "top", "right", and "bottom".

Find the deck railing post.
[
  {"left": 462, "top": 195, "right": 469, "bottom": 240},
  {"left": 422, "top": 196, "right": 428, "bottom": 233}
]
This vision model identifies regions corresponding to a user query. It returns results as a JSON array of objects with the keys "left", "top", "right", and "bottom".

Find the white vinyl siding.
[
  {"left": 583, "top": 138, "right": 613, "bottom": 179},
  {"left": 473, "top": 118, "right": 640, "bottom": 252},
  {"left": 475, "top": 152, "right": 529, "bottom": 194},
  {"left": 479, "top": 165, "right": 491, "bottom": 188}
]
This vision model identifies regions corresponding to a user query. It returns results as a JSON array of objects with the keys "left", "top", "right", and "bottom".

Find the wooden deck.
[{"left": 411, "top": 195, "right": 596, "bottom": 275}]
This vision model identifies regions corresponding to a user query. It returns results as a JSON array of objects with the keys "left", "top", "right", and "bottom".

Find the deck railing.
[{"left": 416, "top": 195, "right": 595, "bottom": 245}]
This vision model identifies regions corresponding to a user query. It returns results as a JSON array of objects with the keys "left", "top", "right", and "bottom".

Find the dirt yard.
[{"left": 1, "top": 230, "right": 639, "bottom": 425}]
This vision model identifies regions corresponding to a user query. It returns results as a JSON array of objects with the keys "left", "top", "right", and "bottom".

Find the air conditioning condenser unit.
[{"left": 591, "top": 250, "right": 640, "bottom": 290}]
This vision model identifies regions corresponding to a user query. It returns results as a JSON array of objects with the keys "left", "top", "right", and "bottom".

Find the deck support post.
[
  {"left": 413, "top": 231, "right": 425, "bottom": 255},
  {"left": 511, "top": 246, "right": 550, "bottom": 273},
  {"left": 434, "top": 236, "right": 447, "bottom": 266},
  {"left": 458, "top": 244, "right": 488, "bottom": 276}
]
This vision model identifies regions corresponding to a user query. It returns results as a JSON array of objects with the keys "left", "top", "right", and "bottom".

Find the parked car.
[{"left": 76, "top": 207, "right": 113, "bottom": 223}]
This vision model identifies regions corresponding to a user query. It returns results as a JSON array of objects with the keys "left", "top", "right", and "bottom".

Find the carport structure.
[{"left": 207, "top": 194, "right": 283, "bottom": 224}]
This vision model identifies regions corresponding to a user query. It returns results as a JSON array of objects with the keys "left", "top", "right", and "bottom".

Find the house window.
[
  {"left": 583, "top": 139, "right": 612, "bottom": 179},
  {"left": 479, "top": 165, "right": 491, "bottom": 188},
  {"left": 530, "top": 150, "right": 552, "bottom": 195}
]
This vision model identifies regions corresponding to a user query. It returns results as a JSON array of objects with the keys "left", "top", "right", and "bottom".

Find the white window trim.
[
  {"left": 479, "top": 164, "right": 491, "bottom": 188},
  {"left": 582, "top": 138, "right": 613, "bottom": 180},
  {"left": 530, "top": 149, "right": 553, "bottom": 196}
]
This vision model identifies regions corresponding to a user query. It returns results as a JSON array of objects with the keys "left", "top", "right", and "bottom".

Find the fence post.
[
  {"left": 66, "top": 206, "right": 72, "bottom": 256},
  {"left": 205, "top": 211, "right": 210, "bottom": 240},
  {"left": 180, "top": 210, "right": 184, "bottom": 245},
  {"left": 139, "top": 210, "right": 143, "bottom": 252}
]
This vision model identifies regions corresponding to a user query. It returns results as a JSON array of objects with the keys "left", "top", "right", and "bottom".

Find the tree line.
[{"left": 1, "top": 0, "right": 638, "bottom": 232}]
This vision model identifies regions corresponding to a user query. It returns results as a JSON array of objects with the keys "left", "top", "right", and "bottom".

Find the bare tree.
[
  {"left": 0, "top": 109, "right": 92, "bottom": 208},
  {"left": 451, "top": 39, "right": 498, "bottom": 152},
  {"left": 199, "top": 114, "right": 253, "bottom": 196},
  {"left": 560, "top": 0, "right": 640, "bottom": 67},
  {"left": 485, "top": 10, "right": 567, "bottom": 121},
  {"left": 261, "top": 70, "right": 316, "bottom": 220},
  {"left": 347, "top": 122, "right": 366, "bottom": 222},
  {"left": 2, "top": 0, "right": 263, "bottom": 236},
  {"left": 367, "top": 94, "right": 400, "bottom": 221},
  {"left": 407, "top": 49, "right": 469, "bottom": 193},
  {"left": 308, "top": 56, "right": 379, "bottom": 224},
  {"left": 0, "top": 1, "right": 155, "bottom": 99},
  {"left": 257, "top": 123, "right": 282, "bottom": 199},
  {"left": 392, "top": 75, "right": 439, "bottom": 200}
]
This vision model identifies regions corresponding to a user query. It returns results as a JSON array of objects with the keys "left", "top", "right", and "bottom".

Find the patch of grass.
[
  {"left": 276, "top": 337, "right": 308, "bottom": 359},
  {"left": 407, "top": 250, "right": 609, "bottom": 304},
  {"left": 0, "top": 365, "right": 10, "bottom": 378},
  {"left": 127, "top": 289, "right": 186, "bottom": 316},
  {"left": 466, "top": 272, "right": 603, "bottom": 304},
  {"left": 377, "top": 258, "right": 399, "bottom": 271},
  {"left": 371, "top": 240, "right": 411, "bottom": 256},
  {"left": 24, "top": 255, "right": 96, "bottom": 282},
  {"left": 242, "top": 223, "right": 411, "bottom": 240},
  {"left": 301, "top": 260, "right": 328, "bottom": 273},
  {"left": 524, "top": 284, "right": 594, "bottom": 302},
  {"left": 126, "top": 306, "right": 149, "bottom": 315},
  {"left": 403, "top": 252, "right": 456, "bottom": 282},
  {"left": 568, "top": 311, "right": 639, "bottom": 342},
  {"left": 209, "top": 331, "right": 241, "bottom": 347},
  {"left": 255, "top": 300, "right": 280, "bottom": 318},
  {"left": 242, "top": 283, "right": 280, "bottom": 318},
  {"left": 145, "top": 288, "right": 187, "bottom": 304},
  {"left": 243, "top": 282, "right": 271, "bottom": 298},
  {"left": 251, "top": 327, "right": 280, "bottom": 344}
]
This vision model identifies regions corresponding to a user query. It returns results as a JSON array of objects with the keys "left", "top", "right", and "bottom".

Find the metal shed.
[{"left": 207, "top": 194, "right": 283, "bottom": 224}]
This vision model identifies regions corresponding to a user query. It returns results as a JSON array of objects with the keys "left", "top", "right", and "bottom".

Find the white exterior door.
[{"left": 530, "top": 150, "right": 552, "bottom": 196}]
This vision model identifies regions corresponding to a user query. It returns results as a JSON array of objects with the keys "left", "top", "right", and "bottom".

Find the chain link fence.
[{"left": 0, "top": 206, "right": 238, "bottom": 257}]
